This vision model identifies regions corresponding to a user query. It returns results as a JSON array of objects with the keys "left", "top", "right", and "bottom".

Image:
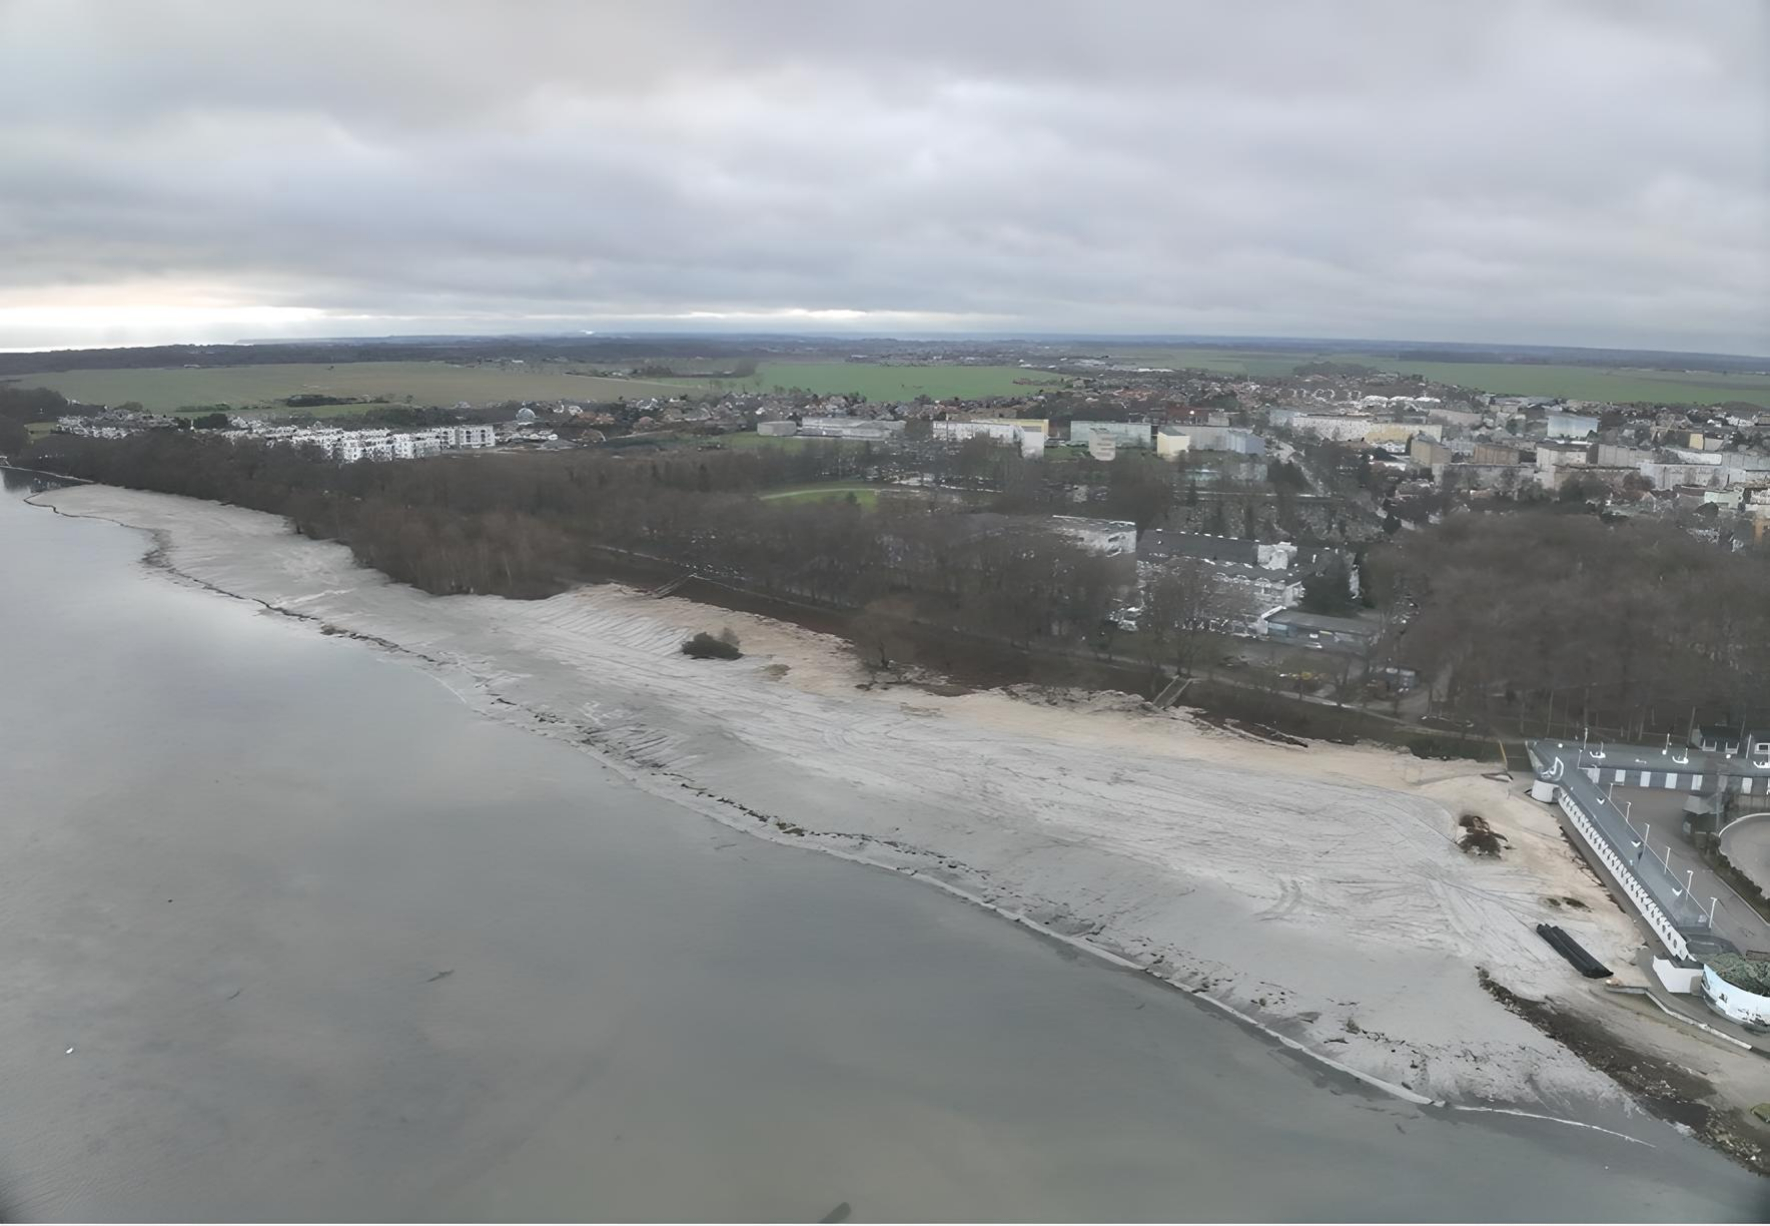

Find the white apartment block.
[{"left": 932, "top": 419, "right": 1045, "bottom": 459}]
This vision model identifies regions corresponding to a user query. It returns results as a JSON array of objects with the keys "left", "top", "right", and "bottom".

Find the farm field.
[
  {"left": 726, "top": 362, "right": 1068, "bottom": 401},
  {"left": 1098, "top": 348, "right": 1307, "bottom": 379},
  {"left": 1, "top": 361, "right": 693, "bottom": 414},
  {"left": 1335, "top": 357, "right": 1770, "bottom": 404},
  {"left": 1106, "top": 346, "right": 1770, "bottom": 405},
  {"left": 9, "top": 351, "right": 1764, "bottom": 418}
]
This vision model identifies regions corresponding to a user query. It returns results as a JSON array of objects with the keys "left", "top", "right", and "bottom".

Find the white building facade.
[
  {"left": 1071, "top": 420, "right": 1154, "bottom": 450},
  {"left": 933, "top": 419, "right": 1045, "bottom": 459}
]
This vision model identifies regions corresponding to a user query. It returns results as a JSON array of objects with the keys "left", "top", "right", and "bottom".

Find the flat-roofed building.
[
  {"left": 1411, "top": 436, "right": 1452, "bottom": 468},
  {"left": 1472, "top": 441, "right": 1523, "bottom": 466},
  {"left": 1545, "top": 412, "right": 1600, "bottom": 439},
  {"left": 1173, "top": 425, "right": 1264, "bottom": 455},
  {"left": 1155, "top": 428, "right": 1192, "bottom": 459},
  {"left": 932, "top": 418, "right": 1044, "bottom": 459},
  {"left": 1071, "top": 420, "right": 1153, "bottom": 450}
]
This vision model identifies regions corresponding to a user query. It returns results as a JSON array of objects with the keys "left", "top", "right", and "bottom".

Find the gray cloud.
[{"left": 0, "top": 0, "right": 1765, "bottom": 351}]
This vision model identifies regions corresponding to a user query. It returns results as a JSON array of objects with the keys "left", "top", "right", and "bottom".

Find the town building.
[
  {"left": 1410, "top": 436, "right": 1452, "bottom": 468},
  {"left": 1254, "top": 608, "right": 1380, "bottom": 651},
  {"left": 1155, "top": 429, "right": 1192, "bottom": 459},
  {"left": 1424, "top": 405, "right": 1485, "bottom": 430},
  {"left": 1138, "top": 531, "right": 1347, "bottom": 618},
  {"left": 1471, "top": 441, "right": 1524, "bottom": 466},
  {"left": 215, "top": 421, "right": 494, "bottom": 463},
  {"left": 1544, "top": 411, "right": 1600, "bottom": 439},
  {"left": 1642, "top": 461, "right": 1729, "bottom": 490},
  {"left": 1050, "top": 517, "right": 1136, "bottom": 556},
  {"left": 1071, "top": 420, "right": 1154, "bottom": 450},
  {"left": 450, "top": 424, "right": 497, "bottom": 449},
  {"left": 1364, "top": 422, "right": 1442, "bottom": 446},
  {"left": 1000, "top": 418, "right": 1050, "bottom": 450},
  {"left": 932, "top": 418, "right": 1045, "bottom": 459},
  {"left": 1289, "top": 414, "right": 1374, "bottom": 443},
  {"left": 1167, "top": 425, "right": 1265, "bottom": 455},
  {"left": 1596, "top": 443, "right": 1654, "bottom": 468},
  {"left": 796, "top": 417, "right": 906, "bottom": 441},
  {"left": 1546, "top": 465, "right": 1635, "bottom": 493},
  {"left": 1674, "top": 485, "right": 1742, "bottom": 511},
  {"left": 1534, "top": 439, "right": 1590, "bottom": 472}
]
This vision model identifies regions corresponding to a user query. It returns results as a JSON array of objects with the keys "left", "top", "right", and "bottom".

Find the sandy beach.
[{"left": 35, "top": 483, "right": 1660, "bottom": 1112}]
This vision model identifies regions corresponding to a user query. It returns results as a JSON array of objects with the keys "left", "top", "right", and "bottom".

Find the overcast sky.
[{"left": 1, "top": 0, "right": 1765, "bottom": 354}]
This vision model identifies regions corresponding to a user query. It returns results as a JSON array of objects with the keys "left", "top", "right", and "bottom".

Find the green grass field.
[
  {"left": 708, "top": 431, "right": 818, "bottom": 451},
  {"left": 0, "top": 360, "right": 695, "bottom": 414},
  {"left": 758, "top": 481, "right": 882, "bottom": 509},
  {"left": 3, "top": 357, "right": 1066, "bottom": 414},
  {"left": 1104, "top": 346, "right": 1770, "bottom": 405},
  {"left": 9, "top": 348, "right": 1763, "bottom": 419}
]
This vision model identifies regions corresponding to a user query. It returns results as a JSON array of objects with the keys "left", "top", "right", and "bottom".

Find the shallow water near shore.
[{"left": 0, "top": 471, "right": 1764, "bottom": 1221}]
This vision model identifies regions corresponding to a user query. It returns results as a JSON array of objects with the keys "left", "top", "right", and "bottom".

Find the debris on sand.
[
  {"left": 1190, "top": 711, "right": 1308, "bottom": 747},
  {"left": 1479, "top": 969, "right": 1767, "bottom": 1175},
  {"left": 1457, "top": 812, "right": 1508, "bottom": 857}
]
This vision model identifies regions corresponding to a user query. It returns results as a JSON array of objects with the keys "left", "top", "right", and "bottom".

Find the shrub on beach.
[{"left": 682, "top": 628, "right": 742, "bottom": 660}]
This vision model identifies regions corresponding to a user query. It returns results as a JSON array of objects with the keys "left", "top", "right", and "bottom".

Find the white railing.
[{"left": 1556, "top": 788, "right": 1690, "bottom": 960}]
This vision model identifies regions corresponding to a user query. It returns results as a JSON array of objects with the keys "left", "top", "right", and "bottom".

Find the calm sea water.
[{"left": 0, "top": 472, "right": 1763, "bottom": 1222}]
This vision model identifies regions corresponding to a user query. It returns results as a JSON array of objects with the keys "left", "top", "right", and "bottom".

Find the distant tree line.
[{"left": 0, "top": 386, "right": 75, "bottom": 454}]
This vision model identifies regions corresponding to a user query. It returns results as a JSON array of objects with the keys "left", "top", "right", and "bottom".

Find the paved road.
[
  {"left": 1610, "top": 786, "right": 1770, "bottom": 955},
  {"left": 1720, "top": 814, "right": 1770, "bottom": 900}
]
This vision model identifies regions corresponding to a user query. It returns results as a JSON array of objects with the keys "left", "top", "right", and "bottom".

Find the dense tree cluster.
[
  {"left": 26, "top": 433, "right": 1145, "bottom": 666},
  {"left": 1370, "top": 511, "right": 1770, "bottom": 737},
  {"left": 0, "top": 386, "right": 73, "bottom": 454}
]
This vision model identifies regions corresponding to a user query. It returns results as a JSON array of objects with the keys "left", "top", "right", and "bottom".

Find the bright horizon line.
[{"left": 4, "top": 329, "right": 1768, "bottom": 365}]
